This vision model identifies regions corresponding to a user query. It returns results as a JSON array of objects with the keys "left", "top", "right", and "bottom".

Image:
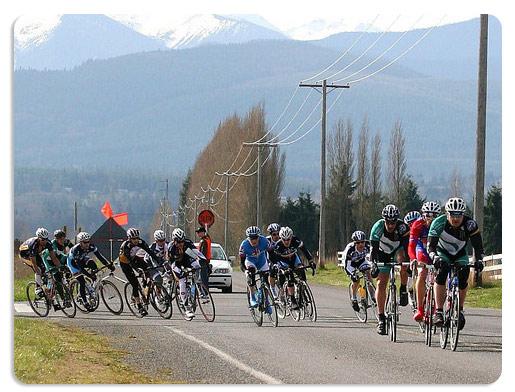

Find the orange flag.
[
  {"left": 112, "top": 212, "right": 128, "bottom": 226},
  {"left": 101, "top": 201, "right": 113, "bottom": 218}
]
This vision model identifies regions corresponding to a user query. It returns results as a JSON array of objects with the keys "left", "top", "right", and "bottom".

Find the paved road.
[{"left": 14, "top": 272, "right": 502, "bottom": 384}]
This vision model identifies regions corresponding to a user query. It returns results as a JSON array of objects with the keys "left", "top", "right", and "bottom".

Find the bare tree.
[
  {"left": 355, "top": 116, "right": 370, "bottom": 229},
  {"left": 450, "top": 166, "right": 463, "bottom": 197},
  {"left": 326, "top": 119, "right": 355, "bottom": 252},
  {"left": 367, "top": 132, "right": 383, "bottom": 229},
  {"left": 387, "top": 120, "right": 407, "bottom": 207}
]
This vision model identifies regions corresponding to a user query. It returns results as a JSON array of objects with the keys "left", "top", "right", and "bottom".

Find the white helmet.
[
  {"left": 279, "top": 226, "right": 293, "bottom": 240},
  {"left": 245, "top": 226, "right": 261, "bottom": 238},
  {"left": 351, "top": 230, "right": 366, "bottom": 242},
  {"left": 127, "top": 228, "right": 140, "bottom": 239},
  {"left": 77, "top": 232, "right": 91, "bottom": 243},
  {"left": 382, "top": 204, "right": 400, "bottom": 221},
  {"left": 421, "top": 201, "right": 441, "bottom": 215},
  {"left": 36, "top": 227, "right": 49, "bottom": 239},
  {"left": 267, "top": 223, "right": 281, "bottom": 234},
  {"left": 172, "top": 228, "right": 185, "bottom": 241},
  {"left": 403, "top": 211, "right": 421, "bottom": 225},
  {"left": 445, "top": 197, "right": 466, "bottom": 214},
  {"left": 154, "top": 229, "right": 166, "bottom": 241}
]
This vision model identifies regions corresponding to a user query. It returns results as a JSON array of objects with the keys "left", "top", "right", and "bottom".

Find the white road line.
[
  {"left": 14, "top": 303, "right": 33, "bottom": 313},
  {"left": 165, "top": 326, "right": 282, "bottom": 384}
]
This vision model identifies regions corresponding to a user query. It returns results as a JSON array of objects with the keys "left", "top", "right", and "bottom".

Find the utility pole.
[
  {"left": 474, "top": 14, "right": 488, "bottom": 232},
  {"left": 474, "top": 14, "right": 488, "bottom": 287},
  {"left": 224, "top": 174, "right": 229, "bottom": 251},
  {"left": 73, "top": 201, "right": 78, "bottom": 240},
  {"left": 299, "top": 79, "right": 349, "bottom": 268}
]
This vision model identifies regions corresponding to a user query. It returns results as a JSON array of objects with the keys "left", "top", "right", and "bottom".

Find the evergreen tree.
[
  {"left": 483, "top": 185, "right": 502, "bottom": 254},
  {"left": 399, "top": 176, "right": 426, "bottom": 215},
  {"left": 279, "top": 192, "right": 319, "bottom": 253}
]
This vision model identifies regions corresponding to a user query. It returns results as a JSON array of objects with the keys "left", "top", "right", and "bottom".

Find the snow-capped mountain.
[
  {"left": 286, "top": 18, "right": 377, "bottom": 40},
  {"left": 14, "top": 14, "right": 167, "bottom": 70},
  {"left": 153, "top": 14, "right": 288, "bottom": 49}
]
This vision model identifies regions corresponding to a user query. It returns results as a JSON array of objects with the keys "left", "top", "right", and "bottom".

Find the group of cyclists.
[
  {"left": 19, "top": 226, "right": 209, "bottom": 319},
  {"left": 340, "top": 196, "right": 485, "bottom": 336},
  {"left": 19, "top": 195, "right": 485, "bottom": 337}
]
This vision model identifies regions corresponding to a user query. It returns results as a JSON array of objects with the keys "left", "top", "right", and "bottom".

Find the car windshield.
[{"left": 211, "top": 246, "right": 227, "bottom": 260}]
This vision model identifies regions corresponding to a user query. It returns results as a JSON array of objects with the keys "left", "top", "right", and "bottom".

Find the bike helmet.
[
  {"left": 172, "top": 228, "right": 185, "bottom": 241},
  {"left": 421, "top": 201, "right": 441, "bottom": 215},
  {"left": 403, "top": 211, "right": 421, "bottom": 225},
  {"left": 245, "top": 226, "right": 261, "bottom": 238},
  {"left": 154, "top": 229, "right": 166, "bottom": 241},
  {"left": 127, "top": 228, "right": 140, "bottom": 239},
  {"left": 77, "top": 232, "right": 91, "bottom": 243},
  {"left": 445, "top": 197, "right": 466, "bottom": 214},
  {"left": 382, "top": 204, "right": 400, "bottom": 221},
  {"left": 267, "top": 223, "right": 281, "bottom": 234},
  {"left": 36, "top": 227, "right": 49, "bottom": 239},
  {"left": 53, "top": 229, "right": 66, "bottom": 238},
  {"left": 351, "top": 230, "right": 366, "bottom": 242},
  {"left": 279, "top": 226, "right": 293, "bottom": 240}
]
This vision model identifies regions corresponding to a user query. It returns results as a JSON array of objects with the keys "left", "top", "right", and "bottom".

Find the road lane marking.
[{"left": 165, "top": 326, "right": 282, "bottom": 384}]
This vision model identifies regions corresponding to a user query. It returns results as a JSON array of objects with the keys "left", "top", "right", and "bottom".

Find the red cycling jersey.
[{"left": 408, "top": 218, "right": 430, "bottom": 262}]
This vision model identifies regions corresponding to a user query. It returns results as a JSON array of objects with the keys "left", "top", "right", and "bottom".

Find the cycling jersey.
[
  {"left": 239, "top": 235, "right": 270, "bottom": 271},
  {"left": 271, "top": 236, "right": 313, "bottom": 269},
  {"left": 428, "top": 214, "right": 484, "bottom": 262},
  {"left": 370, "top": 219, "right": 409, "bottom": 257},
  {"left": 67, "top": 242, "right": 110, "bottom": 274},
  {"left": 42, "top": 238, "right": 73, "bottom": 270},
  {"left": 341, "top": 240, "right": 371, "bottom": 275},
  {"left": 119, "top": 238, "right": 157, "bottom": 265},
  {"left": 408, "top": 218, "right": 430, "bottom": 263},
  {"left": 168, "top": 239, "right": 200, "bottom": 267},
  {"left": 145, "top": 241, "right": 169, "bottom": 266},
  {"left": 19, "top": 237, "right": 53, "bottom": 259}
]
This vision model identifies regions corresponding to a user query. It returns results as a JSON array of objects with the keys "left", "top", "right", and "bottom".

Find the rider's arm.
[
  {"left": 466, "top": 219, "right": 485, "bottom": 259},
  {"left": 48, "top": 249, "right": 61, "bottom": 267},
  {"left": 427, "top": 215, "right": 445, "bottom": 258},
  {"left": 408, "top": 222, "right": 420, "bottom": 260},
  {"left": 341, "top": 243, "right": 353, "bottom": 275},
  {"left": 92, "top": 246, "right": 111, "bottom": 266},
  {"left": 296, "top": 238, "right": 313, "bottom": 261},
  {"left": 238, "top": 242, "right": 247, "bottom": 272}
]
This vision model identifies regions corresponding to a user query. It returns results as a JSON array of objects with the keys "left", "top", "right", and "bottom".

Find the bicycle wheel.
[
  {"left": 261, "top": 285, "right": 278, "bottom": 327},
  {"left": 389, "top": 284, "right": 397, "bottom": 342},
  {"left": 123, "top": 282, "right": 146, "bottom": 318},
  {"left": 275, "top": 285, "right": 287, "bottom": 319},
  {"left": 349, "top": 282, "right": 367, "bottom": 323},
  {"left": 440, "top": 294, "right": 451, "bottom": 349},
  {"left": 100, "top": 280, "right": 123, "bottom": 315},
  {"left": 450, "top": 288, "right": 460, "bottom": 351},
  {"left": 301, "top": 282, "right": 317, "bottom": 322},
  {"left": 289, "top": 288, "right": 301, "bottom": 322},
  {"left": 167, "top": 278, "right": 177, "bottom": 301},
  {"left": 26, "top": 281, "right": 50, "bottom": 317},
  {"left": 196, "top": 283, "right": 215, "bottom": 322},
  {"left": 366, "top": 280, "right": 378, "bottom": 321},
  {"left": 58, "top": 284, "right": 77, "bottom": 318},
  {"left": 424, "top": 286, "right": 434, "bottom": 346},
  {"left": 247, "top": 286, "right": 263, "bottom": 326},
  {"left": 70, "top": 280, "right": 89, "bottom": 313}
]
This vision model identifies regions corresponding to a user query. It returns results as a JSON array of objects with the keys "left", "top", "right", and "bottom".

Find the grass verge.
[
  {"left": 309, "top": 262, "right": 501, "bottom": 309},
  {"left": 14, "top": 317, "right": 177, "bottom": 384},
  {"left": 14, "top": 278, "right": 31, "bottom": 302}
]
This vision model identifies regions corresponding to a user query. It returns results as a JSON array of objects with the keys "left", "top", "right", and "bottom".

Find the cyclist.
[
  {"left": 404, "top": 211, "right": 421, "bottom": 227},
  {"left": 19, "top": 228, "right": 62, "bottom": 297},
  {"left": 67, "top": 231, "right": 115, "bottom": 312},
  {"left": 119, "top": 227, "right": 159, "bottom": 317},
  {"left": 408, "top": 201, "right": 441, "bottom": 322},
  {"left": 41, "top": 229, "right": 74, "bottom": 309},
  {"left": 369, "top": 204, "right": 410, "bottom": 335},
  {"left": 195, "top": 226, "right": 212, "bottom": 297},
  {"left": 144, "top": 229, "right": 169, "bottom": 285},
  {"left": 428, "top": 197, "right": 484, "bottom": 330},
  {"left": 168, "top": 228, "right": 205, "bottom": 320},
  {"left": 271, "top": 226, "right": 316, "bottom": 310},
  {"left": 341, "top": 230, "right": 372, "bottom": 312},
  {"left": 239, "top": 226, "right": 271, "bottom": 309},
  {"left": 265, "top": 222, "right": 281, "bottom": 297}
]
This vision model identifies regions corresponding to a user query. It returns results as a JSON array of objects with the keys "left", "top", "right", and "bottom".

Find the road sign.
[{"left": 198, "top": 209, "right": 215, "bottom": 228}]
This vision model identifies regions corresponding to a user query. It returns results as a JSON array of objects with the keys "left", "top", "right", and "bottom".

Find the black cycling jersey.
[
  {"left": 370, "top": 219, "right": 409, "bottom": 262},
  {"left": 272, "top": 236, "right": 313, "bottom": 263},
  {"left": 168, "top": 239, "right": 198, "bottom": 267},
  {"left": 341, "top": 240, "right": 371, "bottom": 274},
  {"left": 68, "top": 242, "right": 110, "bottom": 270},
  {"left": 119, "top": 238, "right": 157, "bottom": 265},
  {"left": 19, "top": 237, "right": 53, "bottom": 258}
]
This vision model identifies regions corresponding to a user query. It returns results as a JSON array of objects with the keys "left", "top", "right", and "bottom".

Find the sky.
[{"left": 1, "top": 1, "right": 513, "bottom": 391}]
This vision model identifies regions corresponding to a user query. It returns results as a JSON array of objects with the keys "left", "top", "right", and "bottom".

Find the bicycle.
[
  {"left": 339, "top": 264, "right": 377, "bottom": 323},
  {"left": 420, "top": 264, "right": 436, "bottom": 346},
  {"left": 275, "top": 265, "right": 317, "bottom": 322},
  {"left": 439, "top": 261, "right": 478, "bottom": 351},
  {"left": 69, "top": 265, "right": 124, "bottom": 315},
  {"left": 246, "top": 270, "right": 278, "bottom": 327},
  {"left": 173, "top": 266, "right": 215, "bottom": 322},
  {"left": 25, "top": 265, "right": 76, "bottom": 318},
  {"left": 376, "top": 262, "right": 410, "bottom": 342},
  {"left": 124, "top": 266, "right": 173, "bottom": 319}
]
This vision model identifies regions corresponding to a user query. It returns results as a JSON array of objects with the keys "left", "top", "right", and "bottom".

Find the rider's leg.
[
  {"left": 120, "top": 262, "right": 141, "bottom": 303},
  {"left": 376, "top": 271, "right": 389, "bottom": 315},
  {"left": 416, "top": 264, "right": 428, "bottom": 310},
  {"left": 457, "top": 264, "right": 471, "bottom": 309},
  {"left": 434, "top": 260, "right": 450, "bottom": 310}
]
